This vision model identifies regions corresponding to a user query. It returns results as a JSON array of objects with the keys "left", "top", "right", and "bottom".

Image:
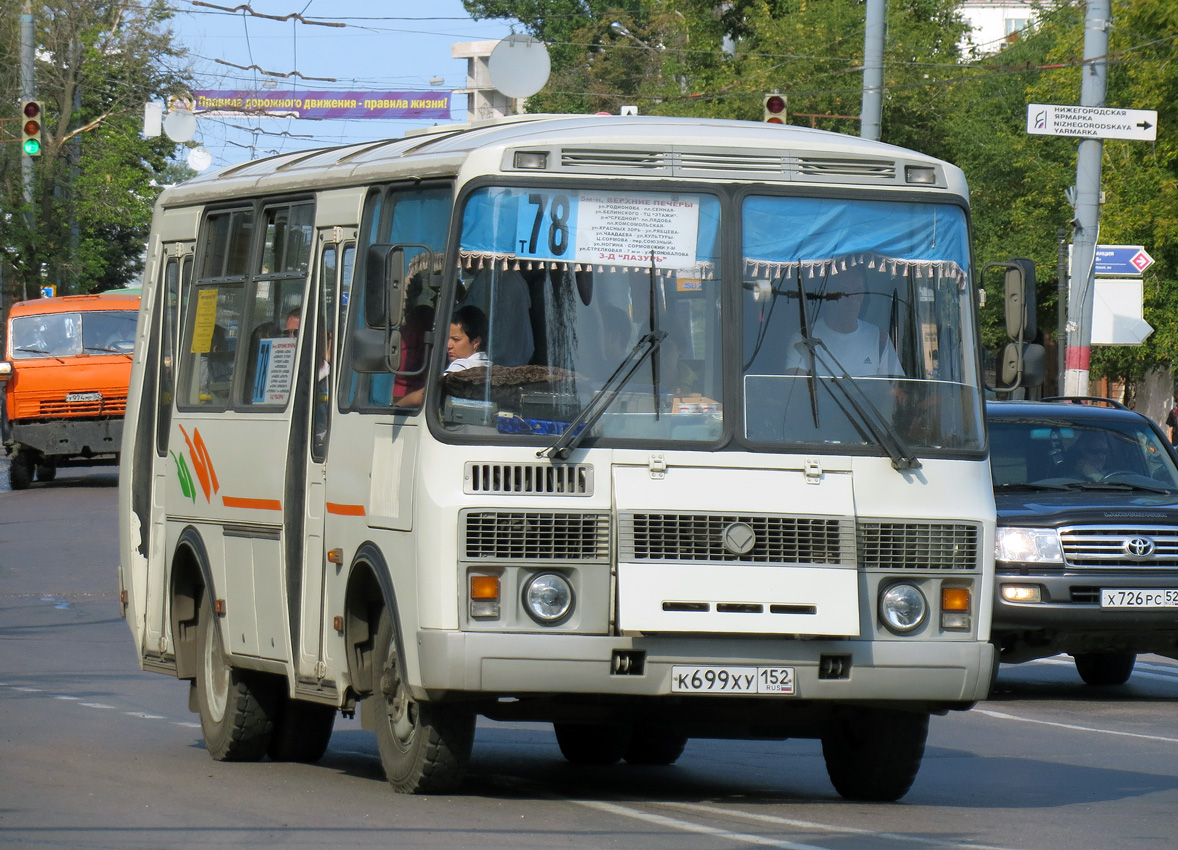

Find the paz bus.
[{"left": 119, "top": 115, "right": 1000, "bottom": 802}]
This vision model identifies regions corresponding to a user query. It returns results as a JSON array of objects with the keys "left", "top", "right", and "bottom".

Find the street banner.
[{"left": 193, "top": 90, "right": 451, "bottom": 120}]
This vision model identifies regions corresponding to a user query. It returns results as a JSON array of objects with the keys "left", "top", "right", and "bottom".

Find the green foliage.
[{"left": 0, "top": 0, "right": 193, "bottom": 299}]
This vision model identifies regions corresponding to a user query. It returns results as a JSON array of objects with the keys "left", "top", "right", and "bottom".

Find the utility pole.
[
  {"left": 861, "top": 0, "right": 885, "bottom": 141},
  {"left": 1064, "top": 0, "right": 1110, "bottom": 396}
]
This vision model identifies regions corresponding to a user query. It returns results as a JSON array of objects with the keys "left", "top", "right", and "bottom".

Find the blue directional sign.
[{"left": 1094, "top": 244, "right": 1154, "bottom": 277}]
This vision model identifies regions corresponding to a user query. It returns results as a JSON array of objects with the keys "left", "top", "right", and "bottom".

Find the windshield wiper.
[
  {"left": 538, "top": 329, "right": 666, "bottom": 460},
  {"left": 1061, "top": 480, "right": 1174, "bottom": 495},
  {"left": 84, "top": 344, "right": 124, "bottom": 354},
  {"left": 795, "top": 275, "right": 820, "bottom": 427},
  {"left": 795, "top": 336, "right": 921, "bottom": 471},
  {"left": 994, "top": 482, "right": 1072, "bottom": 492}
]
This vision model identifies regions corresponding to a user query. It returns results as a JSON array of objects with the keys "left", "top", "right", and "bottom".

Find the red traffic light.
[
  {"left": 23, "top": 100, "right": 40, "bottom": 119},
  {"left": 20, "top": 100, "right": 42, "bottom": 156},
  {"left": 762, "top": 93, "right": 787, "bottom": 124}
]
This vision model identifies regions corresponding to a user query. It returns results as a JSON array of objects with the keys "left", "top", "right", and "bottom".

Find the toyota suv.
[{"left": 988, "top": 397, "right": 1178, "bottom": 685}]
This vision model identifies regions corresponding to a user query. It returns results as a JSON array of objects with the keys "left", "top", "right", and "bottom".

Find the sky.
[{"left": 165, "top": 0, "right": 517, "bottom": 170}]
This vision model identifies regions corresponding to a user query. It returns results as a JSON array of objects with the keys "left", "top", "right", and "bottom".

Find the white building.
[
  {"left": 957, "top": 0, "right": 1042, "bottom": 56},
  {"left": 451, "top": 40, "right": 520, "bottom": 122}
]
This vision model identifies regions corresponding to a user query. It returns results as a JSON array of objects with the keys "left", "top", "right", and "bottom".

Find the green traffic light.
[{"left": 22, "top": 138, "right": 40, "bottom": 156}]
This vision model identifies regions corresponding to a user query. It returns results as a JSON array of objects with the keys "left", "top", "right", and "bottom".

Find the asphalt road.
[{"left": 4, "top": 465, "right": 1178, "bottom": 850}]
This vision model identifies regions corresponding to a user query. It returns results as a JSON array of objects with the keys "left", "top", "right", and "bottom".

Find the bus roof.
[
  {"left": 8, "top": 292, "right": 141, "bottom": 317},
  {"left": 157, "top": 114, "right": 968, "bottom": 208}
]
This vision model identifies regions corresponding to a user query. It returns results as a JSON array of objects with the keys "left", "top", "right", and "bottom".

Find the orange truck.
[{"left": 0, "top": 292, "right": 139, "bottom": 489}]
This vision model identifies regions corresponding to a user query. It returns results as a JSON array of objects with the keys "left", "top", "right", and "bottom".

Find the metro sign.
[{"left": 1094, "top": 245, "right": 1155, "bottom": 277}]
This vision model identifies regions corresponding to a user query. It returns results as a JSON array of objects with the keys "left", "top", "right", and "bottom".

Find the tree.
[{"left": 0, "top": 0, "right": 193, "bottom": 302}]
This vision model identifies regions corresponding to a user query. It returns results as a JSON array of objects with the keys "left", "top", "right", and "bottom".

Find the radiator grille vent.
[
  {"left": 463, "top": 511, "right": 610, "bottom": 562},
  {"left": 677, "top": 151, "right": 787, "bottom": 174},
  {"left": 620, "top": 513, "right": 849, "bottom": 565},
  {"left": 465, "top": 462, "right": 593, "bottom": 496},
  {"left": 1060, "top": 525, "right": 1178, "bottom": 568},
  {"left": 25, "top": 394, "right": 127, "bottom": 418},
  {"left": 859, "top": 522, "right": 979, "bottom": 570}
]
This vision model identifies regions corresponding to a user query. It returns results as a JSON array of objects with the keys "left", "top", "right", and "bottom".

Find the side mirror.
[
  {"left": 364, "top": 244, "right": 408, "bottom": 330},
  {"left": 997, "top": 258, "right": 1037, "bottom": 342},
  {"left": 1000, "top": 341, "right": 1046, "bottom": 389}
]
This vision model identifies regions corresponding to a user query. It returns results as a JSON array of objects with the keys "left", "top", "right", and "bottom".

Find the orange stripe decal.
[
  {"left": 222, "top": 496, "right": 283, "bottom": 511},
  {"left": 326, "top": 502, "right": 366, "bottom": 516}
]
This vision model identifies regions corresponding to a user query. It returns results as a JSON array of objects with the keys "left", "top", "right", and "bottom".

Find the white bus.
[{"left": 119, "top": 115, "right": 997, "bottom": 802}]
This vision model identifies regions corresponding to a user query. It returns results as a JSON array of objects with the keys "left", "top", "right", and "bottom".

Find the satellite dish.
[
  {"left": 187, "top": 146, "right": 212, "bottom": 172},
  {"left": 163, "top": 108, "right": 196, "bottom": 143},
  {"left": 489, "top": 34, "right": 551, "bottom": 99}
]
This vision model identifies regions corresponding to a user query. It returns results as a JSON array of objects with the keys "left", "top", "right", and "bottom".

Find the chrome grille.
[
  {"left": 465, "top": 462, "right": 593, "bottom": 496},
  {"left": 1060, "top": 525, "right": 1178, "bottom": 568},
  {"left": 797, "top": 156, "right": 897, "bottom": 180},
  {"left": 620, "top": 513, "right": 850, "bottom": 565},
  {"left": 859, "top": 522, "right": 980, "bottom": 570},
  {"left": 463, "top": 511, "right": 610, "bottom": 562},
  {"left": 26, "top": 393, "right": 127, "bottom": 418}
]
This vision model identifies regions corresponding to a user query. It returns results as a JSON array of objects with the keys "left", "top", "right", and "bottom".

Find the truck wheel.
[
  {"left": 267, "top": 698, "right": 336, "bottom": 763},
  {"left": 1073, "top": 651, "right": 1136, "bottom": 686},
  {"left": 35, "top": 461, "right": 56, "bottom": 482},
  {"left": 8, "top": 454, "right": 33, "bottom": 490},
  {"left": 372, "top": 607, "right": 474, "bottom": 793},
  {"left": 623, "top": 726, "right": 688, "bottom": 765},
  {"left": 821, "top": 707, "right": 928, "bottom": 802},
  {"left": 195, "top": 592, "right": 277, "bottom": 761},
  {"left": 554, "top": 723, "right": 631, "bottom": 765}
]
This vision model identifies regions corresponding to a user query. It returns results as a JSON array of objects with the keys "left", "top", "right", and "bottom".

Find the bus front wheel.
[
  {"left": 372, "top": 608, "right": 474, "bottom": 793},
  {"left": 821, "top": 706, "right": 928, "bottom": 802},
  {"left": 195, "top": 592, "right": 277, "bottom": 761}
]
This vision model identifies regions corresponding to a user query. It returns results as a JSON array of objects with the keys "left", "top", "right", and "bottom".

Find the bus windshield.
[{"left": 435, "top": 186, "right": 981, "bottom": 454}]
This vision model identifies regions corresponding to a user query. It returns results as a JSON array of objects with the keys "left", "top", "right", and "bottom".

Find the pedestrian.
[{"left": 1166, "top": 389, "right": 1178, "bottom": 445}]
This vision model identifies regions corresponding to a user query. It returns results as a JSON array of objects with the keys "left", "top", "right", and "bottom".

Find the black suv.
[{"left": 988, "top": 397, "right": 1178, "bottom": 685}]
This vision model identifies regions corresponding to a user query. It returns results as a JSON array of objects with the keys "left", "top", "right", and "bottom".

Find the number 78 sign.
[{"left": 513, "top": 190, "right": 701, "bottom": 270}]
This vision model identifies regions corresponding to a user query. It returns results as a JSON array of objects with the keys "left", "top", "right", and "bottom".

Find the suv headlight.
[{"left": 995, "top": 527, "right": 1063, "bottom": 564}]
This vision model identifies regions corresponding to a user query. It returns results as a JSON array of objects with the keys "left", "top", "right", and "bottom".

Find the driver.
[{"left": 784, "top": 270, "right": 902, "bottom": 377}]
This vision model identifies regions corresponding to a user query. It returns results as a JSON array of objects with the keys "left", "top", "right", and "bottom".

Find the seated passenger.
[
  {"left": 1068, "top": 431, "right": 1112, "bottom": 481},
  {"left": 396, "top": 305, "right": 489, "bottom": 408}
]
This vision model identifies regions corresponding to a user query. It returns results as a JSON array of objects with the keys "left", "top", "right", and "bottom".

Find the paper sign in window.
[{"left": 252, "top": 337, "right": 298, "bottom": 404}]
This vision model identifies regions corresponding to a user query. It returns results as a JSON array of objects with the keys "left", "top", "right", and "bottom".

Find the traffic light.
[
  {"left": 20, "top": 100, "right": 42, "bottom": 156},
  {"left": 762, "top": 93, "right": 786, "bottom": 124}
]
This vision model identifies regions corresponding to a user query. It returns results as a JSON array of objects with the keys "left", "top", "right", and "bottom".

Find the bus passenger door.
[
  {"left": 295, "top": 231, "right": 354, "bottom": 691},
  {"left": 141, "top": 241, "right": 193, "bottom": 662}
]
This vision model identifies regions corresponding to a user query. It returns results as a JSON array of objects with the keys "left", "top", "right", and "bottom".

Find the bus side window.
[{"left": 178, "top": 285, "right": 244, "bottom": 408}]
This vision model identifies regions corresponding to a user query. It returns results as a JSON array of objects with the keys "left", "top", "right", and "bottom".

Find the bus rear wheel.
[
  {"left": 372, "top": 608, "right": 474, "bottom": 793},
  {"left": 821, "top": 706, "right": 928, "bottom": 802},
  {"left": 554, "top": 723, "right": 631, "bottom": 765},
  {"left": 268, "top": 698, "right": 336, "bottom": 763},
  {"left": 195, "top": 592, "right": 277, "bottom": 761},
  {"left": 623, "top": 726, "right": 688, "bottom": 765}
]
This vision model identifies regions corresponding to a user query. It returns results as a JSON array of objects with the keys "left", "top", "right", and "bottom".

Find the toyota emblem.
[
  {"left": 722, "top": 522, "right": 757, "bottom": 555},
  {"left": 1123, "top": 536, "right": 1156, "bottom": 559}
]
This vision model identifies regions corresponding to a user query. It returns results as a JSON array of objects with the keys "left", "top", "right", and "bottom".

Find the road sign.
[
  {"left": 1027, "top": 104, "right": 1157, "bottom": 141},
  {"left": 1095, "top": 244, "right": 1154, "bottom": 276},
  {"left": 1092, "top": 279, "right": 1152, "bottom": 346}
]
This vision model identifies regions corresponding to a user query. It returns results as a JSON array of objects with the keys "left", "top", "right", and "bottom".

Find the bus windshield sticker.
[
  {"left": 252, "top": 337, "right": 298, "bottom": 404},
  {"left": 191, "top": 288, "right": 219, "bottom": 354},
  {"left": 514, "top": 191, "right": 701, "bottom": 270}
]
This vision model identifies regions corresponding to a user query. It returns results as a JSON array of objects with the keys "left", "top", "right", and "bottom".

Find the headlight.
[
  {"left": 879, "top": 583, "right": 927, "bottom": 633},
  {"left": 522, "top": 572, "right": 574, "bottom": 624},
  {"left": 995, "top": 527, "right": 1063, "bottom": 564}
]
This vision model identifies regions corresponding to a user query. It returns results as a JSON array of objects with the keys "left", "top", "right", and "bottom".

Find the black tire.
[
  {"left": 195, "top": 592, "right": 277, "bottom": 761},
  {"left": 623, "top": 726, "right": 688, "bottom": 765},
  {"left": 9, "top": 454, "right": 33, "bottom": 490},
  {"left": 1073, "top": 651, "right": 1136, "bottom": 686},
  {"left": 372, "top": 607, "right": 475, "bottom": 793},
  {"left": 821, "top": 707, "right": 929, "bottom": 802},
  {"left": 554, "top": 723, "right": 631, "bottom": 765},
  {"left": 35, "top": 461, "right": 56, "bottom": 482},
  {"left": 267, "top": 698, "right": 336, "bottom": 763}
]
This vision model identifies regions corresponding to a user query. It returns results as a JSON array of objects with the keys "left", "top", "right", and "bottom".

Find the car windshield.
[
  {"left": 9, "top": 310, "right": 137, "bottom": 358},
  {"left": 990, "top": 414, "right": 1178, "bottom": 492}
]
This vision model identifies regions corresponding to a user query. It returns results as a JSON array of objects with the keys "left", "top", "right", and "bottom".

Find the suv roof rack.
[{"left": 1041, "top": 395, "right": 1130, "bottom": 410}]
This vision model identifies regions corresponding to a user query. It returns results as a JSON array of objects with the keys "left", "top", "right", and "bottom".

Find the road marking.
[
  {"left": 79, "top": 702, "right": 115, "bottom": 709},
  {"left": 657, "top": 802, "right": 1029, "bottom": 850},
  {"left": 573, "top": 799, "right": 833, "bottom": 850},
  {"left": 125, "top": 711, "right": 166, "bottom": 719},
  {"left": 976, "top": 708, "right": 1178, "bottom": 744}
]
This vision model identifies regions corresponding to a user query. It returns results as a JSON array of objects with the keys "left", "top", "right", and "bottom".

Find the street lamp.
[{"left": 610, "top": 21, "right": 662, "bottom": 53}]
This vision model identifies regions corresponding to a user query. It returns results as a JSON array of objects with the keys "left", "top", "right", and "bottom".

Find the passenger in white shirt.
[
  {"left": 784, "top": 273, "right": 903, "bottom": 377},
  {"left": 397, "top": 304, "right": 489, "bottom": 407}
]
